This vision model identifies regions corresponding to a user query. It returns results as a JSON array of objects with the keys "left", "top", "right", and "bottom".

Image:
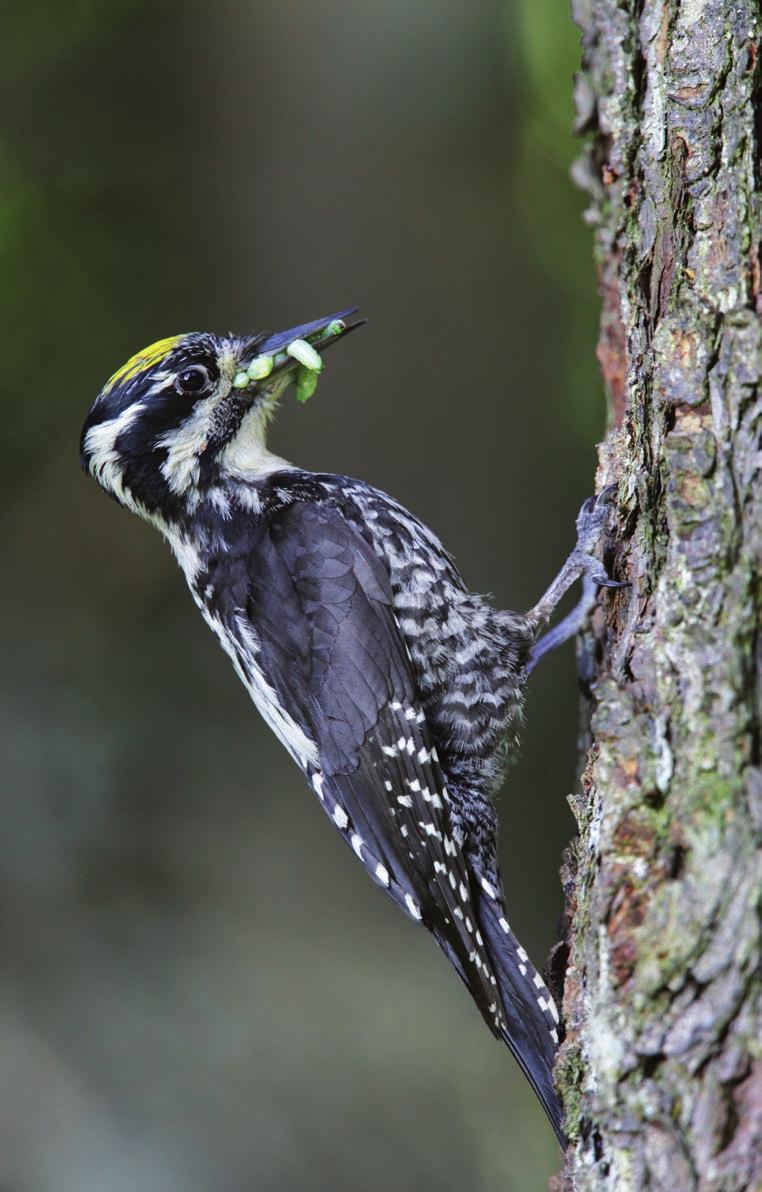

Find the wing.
[{"left": 216, "top": 500, "right": 507, "bottom": 1036}]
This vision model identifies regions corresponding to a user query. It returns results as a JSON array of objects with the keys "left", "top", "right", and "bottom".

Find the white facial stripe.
[
  {"left": 156, "top": 388, "right": 224, "bottom": 495},
  {"left": 84, "top": 403, "right": 146, "bottom": 513}
]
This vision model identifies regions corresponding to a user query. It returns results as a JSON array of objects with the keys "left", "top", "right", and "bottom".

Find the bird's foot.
[
  {"left": 571, "top": 484, "right": 629, "bottom": 590},
  {"left": 526, "top": 484, "right": 628, "bottom": 639}
]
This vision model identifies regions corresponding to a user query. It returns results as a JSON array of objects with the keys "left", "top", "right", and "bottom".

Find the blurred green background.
[{"left": 1, "top": 2, "right": 600, "bottom": 1189}]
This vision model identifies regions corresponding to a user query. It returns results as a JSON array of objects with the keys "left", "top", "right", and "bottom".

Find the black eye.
[{"left": 175, "top": 365, "right": 209, "bottom": 394}]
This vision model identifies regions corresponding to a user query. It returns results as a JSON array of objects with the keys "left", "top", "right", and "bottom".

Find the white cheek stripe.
[
  {"left": 84, "top": 403, "right": 147, "bottom": 513},
  {"left": 156, "top": 389, "right": 223, "bottom": 495}
]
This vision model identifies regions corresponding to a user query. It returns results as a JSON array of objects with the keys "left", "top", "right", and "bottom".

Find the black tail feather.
[{"left": 473, "top": 881, "right": 566, "bottom": 1147}]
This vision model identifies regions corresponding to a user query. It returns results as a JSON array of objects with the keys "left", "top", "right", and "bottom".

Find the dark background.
[{"left": 2, "top": 2, "right": 602, "bottom": 1188}]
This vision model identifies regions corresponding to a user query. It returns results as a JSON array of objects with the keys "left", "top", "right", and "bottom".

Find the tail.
[{"left": 472, "top": 878, "right": 566, "bottom": 1147}]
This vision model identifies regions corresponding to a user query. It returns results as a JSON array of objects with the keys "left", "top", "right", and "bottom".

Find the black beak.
[{"left": 245, "top": 307, "right": 365, "bottom": 366}]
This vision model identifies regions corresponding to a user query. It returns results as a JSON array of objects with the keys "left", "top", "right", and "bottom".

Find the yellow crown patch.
[{"left": 104, "top": 334, "right": 187, "bottom": 393}]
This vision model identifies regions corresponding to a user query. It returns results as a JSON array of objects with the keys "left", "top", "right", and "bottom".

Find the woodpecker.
[{"left": 80, "top": 309, "right": 623, "bottom": 1146}]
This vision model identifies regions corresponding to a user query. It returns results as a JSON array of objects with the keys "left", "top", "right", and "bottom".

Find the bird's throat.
[{"left": 217, "top": 402, "right": 290, "bottom": 477}]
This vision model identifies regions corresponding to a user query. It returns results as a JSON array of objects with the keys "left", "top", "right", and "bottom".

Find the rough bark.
[{"left": 555, "top": 2, "right": 761, "bottom": 1188}]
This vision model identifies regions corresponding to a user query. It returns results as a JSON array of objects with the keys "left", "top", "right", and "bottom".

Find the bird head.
[{"left": 80, "top": 309, "right": 361, "bottom": 522}]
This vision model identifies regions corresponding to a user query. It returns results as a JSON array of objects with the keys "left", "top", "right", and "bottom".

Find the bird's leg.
[
  {"left": 526, "top": 576, "right": 598, "bottom": 674},
  {"left": 526, "top": 485, "right": 626, "bottom": 672}
]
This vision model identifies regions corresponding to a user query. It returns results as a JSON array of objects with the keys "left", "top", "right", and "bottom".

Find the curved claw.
[
  {"left": 594, "top": 576, "right": 630, "bottom": 589},
  {"left": 596, "top": 482, "right": 619, "bottom": 503},
  {"left": 575, "top": 485, "right": 621, "bottom": 556},
  {"left": 576, "top": 483, "right": 618, "bottom": 527},
  {"left": 580, "top": 550, "right": 629, "bottom": 589}
]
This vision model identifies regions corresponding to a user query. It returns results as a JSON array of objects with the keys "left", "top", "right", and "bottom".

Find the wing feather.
[{"left": 223, "top": 501, "right": 507, "bottom": 1034}]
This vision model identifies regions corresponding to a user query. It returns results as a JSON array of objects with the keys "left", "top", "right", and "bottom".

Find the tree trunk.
[{"left": 555, "top": 2, "right": 761, "bottom": 1188}]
